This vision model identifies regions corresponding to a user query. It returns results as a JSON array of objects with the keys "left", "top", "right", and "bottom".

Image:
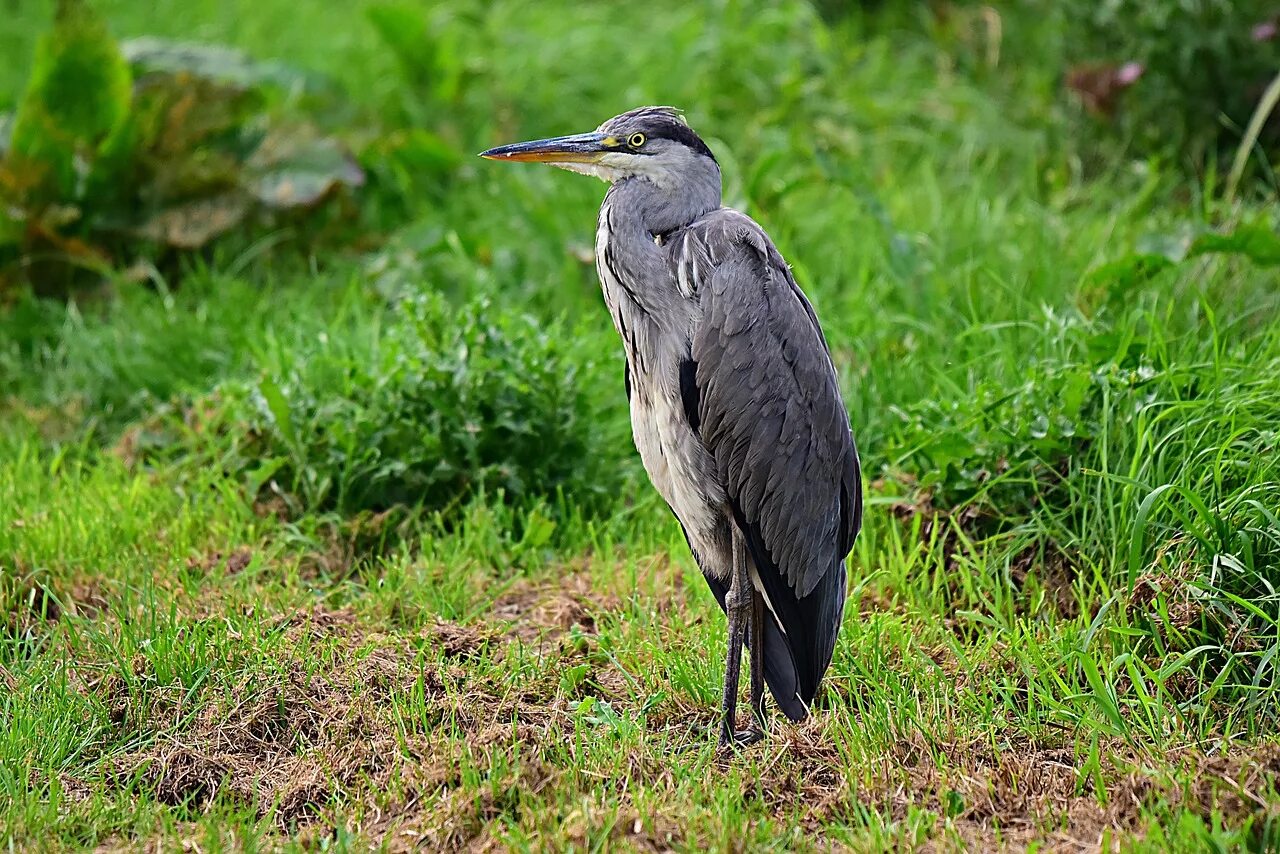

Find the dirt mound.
[
  {"left": 747, "top": 723, "right": 1280, "bottom": 850},
  {"left": 491, "top": 572, "right": 621, "bottom": 644},
  {"left": 185, "top": 547, "right": 254, "bottom": 576},
  {"left": 86, "top": 582, "right": 623, "bottom": 844},
  {"left": 103, "top": 609, "right": 436, "bottom": 827},
  {"left": 47, "top": 564, "right": 1280, "bottom": 851},
  {"left": 3, "top": 571, "right": 110, "bottom": 643}
]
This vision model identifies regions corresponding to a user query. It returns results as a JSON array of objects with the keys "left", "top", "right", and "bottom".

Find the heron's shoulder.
[
  {"left": 674, "top": 207, "right": 789, "bottom": 276},
  {"left": 682, "top": 207, "right": 765, "bottom": 246}
]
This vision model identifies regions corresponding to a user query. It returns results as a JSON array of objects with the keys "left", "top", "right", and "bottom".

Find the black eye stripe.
[
  {"left": 605, "top": 114, "right": 717, "bottom": 162},
  {"left": 642, "top": 123, "right": 716, "bottom": 161}
]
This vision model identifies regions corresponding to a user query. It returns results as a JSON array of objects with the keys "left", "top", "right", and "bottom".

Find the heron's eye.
[{"left": 628, "top": 132, "right": 646, "bottom": 148}]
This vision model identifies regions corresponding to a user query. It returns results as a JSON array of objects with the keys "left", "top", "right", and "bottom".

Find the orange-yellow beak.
[{"left": 479, "top": 131, "right": 609, "bottom": 164}]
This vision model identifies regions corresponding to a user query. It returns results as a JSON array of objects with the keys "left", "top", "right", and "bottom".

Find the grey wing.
[{"left": 676, "top": 210, "right": 862, "bottom": 717}]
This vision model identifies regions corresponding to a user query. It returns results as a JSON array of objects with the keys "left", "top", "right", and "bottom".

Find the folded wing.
[{"left": 674, "top": 210, "right": 862, "bottom": 719}]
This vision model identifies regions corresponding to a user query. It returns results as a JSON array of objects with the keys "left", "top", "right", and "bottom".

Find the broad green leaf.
[
  {"left": 243, "top": 457, "right": 288, "bottom": 500},
  {"left": 257, "top": 376, "right": 295, "bottom": 448},
  {"left": 247, "top": 132, "right": 365, "bottom": 210},
  {"left": 1083, "top": 254, "right": 1173, "bottom": 293},
  {"left": 1188, "top": 222, "right": 1280, "bottom": 267},
  {"left": 519, "top": 508, "right": 556, "bottom": 550},
  {"left": 9, "top": 0, "right": 133, "bottom": 203},
  {"left": 121, "top": 37, "right": 326, "bottom": 95},
  {"left": 559, "top": 664, "right": 591, "bottom": 695},
  {"left": 1090, "top": 221, "right": 1280, "bottom": 296},
  {"left": 130, "top": 74, "right": 263, "bottom": 163}
]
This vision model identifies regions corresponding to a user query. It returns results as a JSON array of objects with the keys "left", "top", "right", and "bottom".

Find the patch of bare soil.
[
  {"left": 556, "top": 805, "right": 686, "bottom": 853},
  {"left": 53, "top": 561, "right": 1280, "bottom": 852},
  {"left": 3, "top": 571, "right": 110, "bottom": 641},
  {"left": 99, "top": 608, "right": 438, "bottom": 828},
  {"left": 425, "top": 617, "right": 494, "bottom": 659},
  {"left": 361, "top": 750, "right": 557, "bottom": 852},
  {"left": 491, "top": 571, "right": 621, "bottom": 645},
  {"left": 748, "top": 722, "right": 1280, "bottom": 850},
  {"left": 1010, "top": 542, "right": 1079, "bottom": 619},
  {"left": 185, "top": 547, "right": 254, "bottom": 576},
  {"left": 84, "top": 572, "right": 630, "bottom": 849}
]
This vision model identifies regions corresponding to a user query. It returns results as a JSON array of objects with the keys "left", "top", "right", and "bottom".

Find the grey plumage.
[
  {"left": 681, "top": 213, "right": 861, "bottom": 719},
  {"left": 481, "top": 106, "right": 861, "bottom": 743}
]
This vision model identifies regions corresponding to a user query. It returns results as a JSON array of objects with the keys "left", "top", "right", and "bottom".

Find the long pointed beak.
[{"left": 479, "top": 132, "right": 609, "bottom": 164}]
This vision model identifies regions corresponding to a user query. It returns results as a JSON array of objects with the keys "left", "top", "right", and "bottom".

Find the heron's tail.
[
  {"left": 756, "top": 558, "right": 845, "bottom": 721},
  {"left": 702, "top": 558, "right": 846, "bottom": 721}
]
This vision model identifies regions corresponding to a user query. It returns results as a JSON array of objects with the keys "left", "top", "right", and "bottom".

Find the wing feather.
[{"left": 677, "top": 209, "right": 862, "bottom": 715}]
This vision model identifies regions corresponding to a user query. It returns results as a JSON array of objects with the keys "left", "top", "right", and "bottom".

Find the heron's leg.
[
  {"left": 719, "top": 526, "right": 761, "bottom": 748},
  {"left": 748, "top": 587, "right": 766, "bottom": 732}
]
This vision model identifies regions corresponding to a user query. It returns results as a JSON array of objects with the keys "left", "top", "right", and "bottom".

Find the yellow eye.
[{"left": 628, "top": 132, "right": 646, "bottom": 148}]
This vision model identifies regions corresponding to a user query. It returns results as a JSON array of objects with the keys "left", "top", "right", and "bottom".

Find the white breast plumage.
[{"left": 595, "top": 210, "right": 726, "bottom": 575}]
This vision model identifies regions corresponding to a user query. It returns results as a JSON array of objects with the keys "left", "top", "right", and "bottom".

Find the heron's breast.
[{"left": 628, "top": 375, "right": 724, "bottom": 539}]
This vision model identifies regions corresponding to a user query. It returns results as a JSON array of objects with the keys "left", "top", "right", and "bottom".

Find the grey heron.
[{"left": 481, "top": 107, "right": 862, "bottom": 747}]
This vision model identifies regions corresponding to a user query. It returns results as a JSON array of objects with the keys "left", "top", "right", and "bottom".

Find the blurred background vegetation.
[{"left": 4, "top": 0, "right": 1280, "bottom": 837}]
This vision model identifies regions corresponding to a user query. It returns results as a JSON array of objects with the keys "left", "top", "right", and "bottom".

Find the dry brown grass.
[{"left": 43, "top": 566, "right": 1280, "bottom": 853}]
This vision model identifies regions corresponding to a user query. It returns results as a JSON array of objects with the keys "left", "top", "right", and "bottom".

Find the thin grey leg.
[
  {"left": 719, "top": 525, "right": 761, "bottom": 749},
  {"left": 748, "top": 587, "right": 766, "bottom": 733}
]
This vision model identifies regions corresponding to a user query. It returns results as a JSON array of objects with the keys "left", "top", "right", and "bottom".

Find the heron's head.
[{"left": 480, "top": 106, "right": 718, "bottom": 189}]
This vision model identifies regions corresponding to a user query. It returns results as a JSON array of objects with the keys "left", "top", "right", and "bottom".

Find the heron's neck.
[{"left": 605, "top": 163, "right": 721, "bottom": 236}]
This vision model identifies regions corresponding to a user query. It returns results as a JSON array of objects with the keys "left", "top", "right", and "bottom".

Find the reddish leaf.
[{"left": 1066, "top": 61, "right": 1145, "bottom": 118}]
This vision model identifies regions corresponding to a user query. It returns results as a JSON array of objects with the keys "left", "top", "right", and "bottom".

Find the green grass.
[{"left": 4, "top": 0, "right": 1280, "bottom": 850}]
